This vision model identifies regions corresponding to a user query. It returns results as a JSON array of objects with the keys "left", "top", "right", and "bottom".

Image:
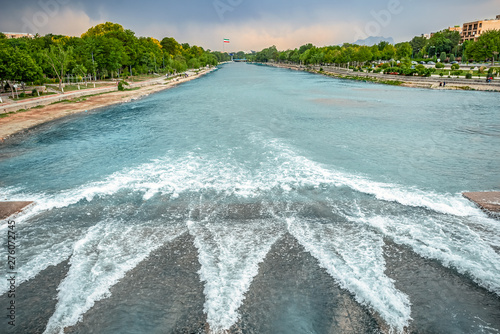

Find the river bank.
[
  {"left": 258, "top": 62, "right": 500, "bottom": 92},
  {"left": 0, "top": 67, "right": 217, "bottom": 141}
]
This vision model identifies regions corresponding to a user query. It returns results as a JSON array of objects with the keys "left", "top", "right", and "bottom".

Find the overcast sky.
[{"left": 0, "top": 0, "right": 498, "bottom": 51}]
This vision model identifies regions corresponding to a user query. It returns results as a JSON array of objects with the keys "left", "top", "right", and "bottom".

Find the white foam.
[
  {"left": 287, "top": 217, "right": 412, "bottom": 332},
  {"left": 1, "top": 138, "right": 481, "bottom": 230},
  {"left": 358, "top": 214, "right": 500, "bottom": 296},
  {"left": 262, "top": 138, "right": 481, "bottom": 217},
  {"left": 1, "top": 218, "right": 91, "bottom": 295},
  {"left": 1, "top": 239, "right": 75, "bottom": 295},
  {"left": 0, "top": 138, "right": 487, "bottom": 319},
  {"left": 188, "top": 219, "right": 283, "bottom": 333},
  {"left": 43, "top": 220, "right": 185, "bottom": 334}
]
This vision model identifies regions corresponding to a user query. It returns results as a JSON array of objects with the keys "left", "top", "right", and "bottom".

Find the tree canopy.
[
  {"left": 0, "top": 22, "right": 221, "bottom": 85},
  {"left": 249, "top": 28, "right": 499, "bottom": 65},
  {"left": 465, "top": 30, "right": 500, "bottom": 62}
]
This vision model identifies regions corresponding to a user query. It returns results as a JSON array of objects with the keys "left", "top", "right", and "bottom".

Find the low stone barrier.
[{"left": 0, "top": 86, "right": 117, "bottom": 114}]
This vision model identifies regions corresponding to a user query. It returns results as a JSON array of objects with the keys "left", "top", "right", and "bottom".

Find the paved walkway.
[{"left": 0, "top": 74, "right": 188, "bottom": 114}]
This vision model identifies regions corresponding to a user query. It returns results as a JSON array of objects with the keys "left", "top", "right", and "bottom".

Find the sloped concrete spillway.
[{"left": 2, "top": 201, "right": 500, "bottom": 334}]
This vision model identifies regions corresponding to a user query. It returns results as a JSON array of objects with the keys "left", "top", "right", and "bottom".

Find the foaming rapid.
[
  {"left": 1, "top": 138, "right": 481, "bottom": 230},
  {"left": 259, "top": 138, "right": 481, "bottom": 217},
  {"left": 287, "top": 217, "right": 412, "bottom": 332},
  {"left": 43, "top": 220, "right": 185, "bottom": 334},
  {"left": 0, "top": 132, "right": 495, "bottom": 334},
  {"left": 188, "top": 219, "right": 283, "bottom": 333},
  {"left": 357, "top": 213, "right": 500, "bottom": 296}
]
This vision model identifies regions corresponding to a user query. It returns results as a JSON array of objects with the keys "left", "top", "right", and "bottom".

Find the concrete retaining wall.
[{"left": 312, "top": 65, "right": 500, "bottom": 87}]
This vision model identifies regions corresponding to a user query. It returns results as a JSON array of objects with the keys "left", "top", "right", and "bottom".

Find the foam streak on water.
[
  {"left": 0, "top": 138, "right": 480, "bottom": 231},
  {"left": 188, "top": 219, "right": 283, "bottom": 333},
  {"left": 43, "top": 220, "right": 185, "bottom": 334},
  {"left": 287, "top": 217, "right": 412, "bottom": 332},
  {"left": 358, "top": 213, "right": 500, "bottom": 296}
]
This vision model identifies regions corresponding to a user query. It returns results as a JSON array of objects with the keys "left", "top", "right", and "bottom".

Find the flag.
[{"left": 223, "top": 39, "right": 230, "bottom": 43}]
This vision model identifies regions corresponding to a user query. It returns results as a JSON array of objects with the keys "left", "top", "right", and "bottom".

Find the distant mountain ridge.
[{"left": 353, "top": 36, "right": 394, "bottom": 46}]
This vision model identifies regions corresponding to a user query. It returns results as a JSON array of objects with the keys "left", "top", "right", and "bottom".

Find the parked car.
[
  {"left": 411, "top": 61, "right": 418, "bottom": 65},
  {"left": 420, "top": 61, "right": 426, "bottom": 64},
  {"left": 451, "top": 61, "right": 459, "bottom": 64},
  {"left": 428, "top": 61, "right": 436, "bottom": 65}
]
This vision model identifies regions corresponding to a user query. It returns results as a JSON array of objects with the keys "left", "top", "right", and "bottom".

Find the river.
[{"left": 1, "top": 62, "right": 500, "bottom": 333}]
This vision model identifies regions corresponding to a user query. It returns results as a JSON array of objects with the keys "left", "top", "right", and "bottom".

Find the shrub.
[
  {"left": 117, "top": 80, "right": 129, "bottom": 91},
  {"left": 32, "top": 89, "right": 37, "bottom": 95},
  {"left": 465, "top": 72, "right": 473, "bottom": 79},
  {"left": 435, "top": 62, "right": 445, "bottom": 69},
  {"left": 440, "top": 52, "right": 447, "bottom": 62},
  {"left": 451, "top": 63, "right": 460, "bottom": 70},
  {"left": 452, "top": 70, "right": 463, "bottom": 77},
  {"left": 439, "top": 72, "right": 444, "bottom": 77},
  {"left": 19, "top": 93, "right": 26, "bottom": 98},
  {"left": 478, "top": 66, "right": 486, "bottom": 74},
  {"left": 449, "top": 54, "right": 455, "bottom": 62}
]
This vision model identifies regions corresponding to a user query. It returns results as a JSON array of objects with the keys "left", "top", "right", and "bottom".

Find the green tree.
[
  {"left": 161, "top": 37, "right": 181, "bottom": 56},
  {"left": 465, "top": 30, "right": 500, "bottom": 64},
  {"left": 81, "top": 22, "right": 125, "bottom": 38},
  {"left": 439, "top": 52, "right": 447, "bottom": 62},
  {"left": 298, "top": 43, "right": 314, "bottom": 54},
  {"left": 235, "top": 51, "right": 245, "bottom": 59},
  {"left": 409, "top": 36, "right": 427, "bottom": 54},
  {"left": 72, "top": 64, "right": 87, "bottom": 81},
  {"left": 381, "top": 44, "right": 396, "bottom": 60},
  {"left": 396, "top": 42, "right": 412, "bottom": 59},
  {"left": 427, "top": 30, "right": 460, "bottom": 56},
  {"left": 354, "top": 46, "right": 373, "bottom": 64},
  {"left": 45, "top": 45, "right": 73, "bottom": 91},
  {"left": 370, "top": 45, "right": 381, "bottom": 60},
  {"left": 377, "top": 41, "right": 390, "bottom": 51}
]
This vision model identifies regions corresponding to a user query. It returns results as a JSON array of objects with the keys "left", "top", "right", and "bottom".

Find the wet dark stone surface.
[
  {"left": 384, "top": 241, "right": 500, "bottom": 334},
  {"left": 66, "top": 233, "right": 206, "bottom": 334},
  {"left": 234, "top": 233, "right": 380, "bottom": 334},
  {"left": 1, "top": 260, "right": 70, "bottom": 334}
]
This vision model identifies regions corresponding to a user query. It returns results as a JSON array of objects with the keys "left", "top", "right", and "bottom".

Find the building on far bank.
[
  {"left": 461, "top": 15, "right": 500, "bottom": 42},
  {"left": 1, "top": 32, "right": 35, "bottom": 39},
  {"left": 448, "top": 25, "right": 462, "bottom": 34}
]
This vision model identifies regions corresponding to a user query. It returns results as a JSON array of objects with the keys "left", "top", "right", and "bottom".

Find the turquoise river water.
[{"left": 1, "top": 62, "right": 500, "bottom": 333}]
